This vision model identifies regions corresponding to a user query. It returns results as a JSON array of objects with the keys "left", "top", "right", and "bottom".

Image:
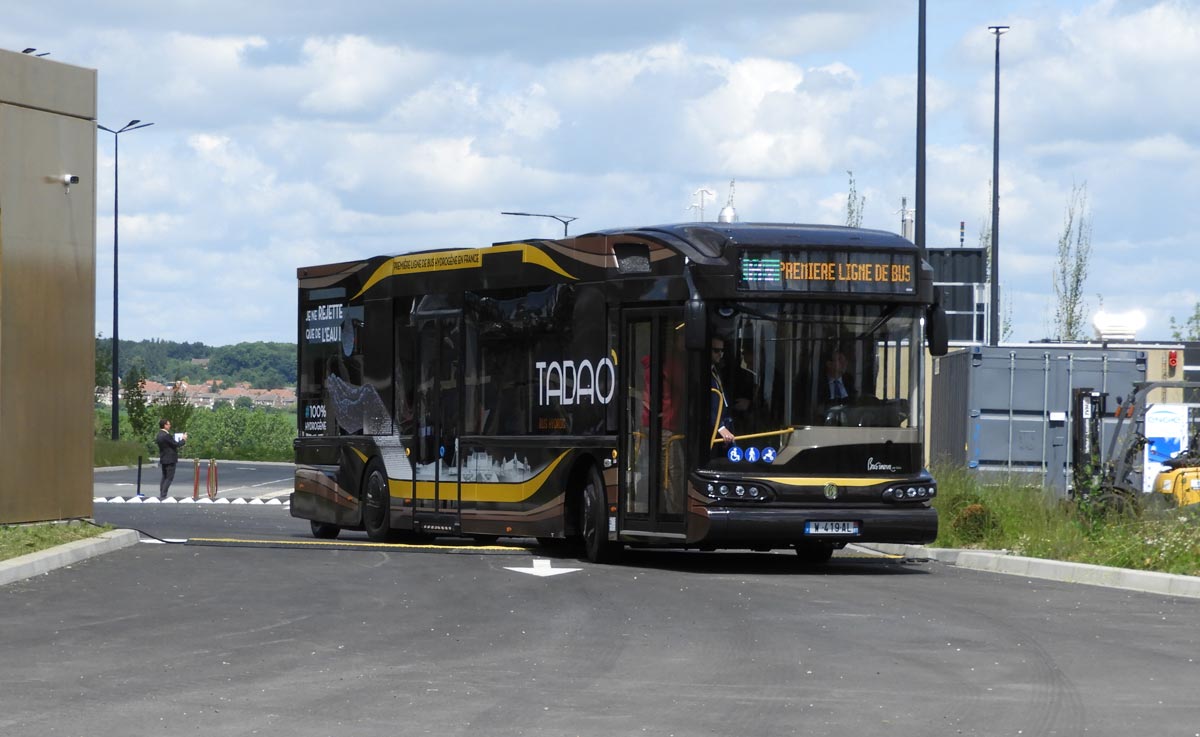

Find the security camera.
[{"left": 61, "top": 174, "right": 80, "bottom": 185}]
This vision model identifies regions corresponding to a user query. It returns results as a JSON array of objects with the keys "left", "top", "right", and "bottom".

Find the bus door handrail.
[{"left": 712, "top": 427, "right": 795, "bottom": 447}]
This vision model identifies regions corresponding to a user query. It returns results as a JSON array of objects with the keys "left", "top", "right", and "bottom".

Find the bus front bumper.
[{"left": 697, "top": 505, "right": 937, "bottom": 546}]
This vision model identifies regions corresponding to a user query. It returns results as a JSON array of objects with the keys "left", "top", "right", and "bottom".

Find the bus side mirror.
[
  {"left": 927, "top": 301, "right": 948, "bottom": 357},
  {"left": 684, "top": 299, "right": 707, "bottom": 351}
]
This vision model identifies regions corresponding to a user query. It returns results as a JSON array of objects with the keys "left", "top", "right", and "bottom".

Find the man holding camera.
[{"left": 154, "top": 419, "right": 187, "bottom": 499}]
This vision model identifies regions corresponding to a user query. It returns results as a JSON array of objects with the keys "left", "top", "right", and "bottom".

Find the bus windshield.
[{"left": 711, "top": 301, "right": 922, "bottom": 452}]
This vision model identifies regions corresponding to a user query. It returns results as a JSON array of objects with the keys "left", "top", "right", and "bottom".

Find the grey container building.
[{"left": 930, "top": 345, "right": 1151, "bottom": 496}]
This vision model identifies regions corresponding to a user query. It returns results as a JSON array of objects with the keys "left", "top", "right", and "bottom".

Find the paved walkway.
[
  {"left": 5, "top": 532, "right": 1200, "bottom": 598},
  {"left": 855, "top": 543, "right": 1200, "bottom": 599}
]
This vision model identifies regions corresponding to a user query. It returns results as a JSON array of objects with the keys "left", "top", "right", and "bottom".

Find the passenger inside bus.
[{"left": 641, "top": 329, "right": 686, "bottom": 514}]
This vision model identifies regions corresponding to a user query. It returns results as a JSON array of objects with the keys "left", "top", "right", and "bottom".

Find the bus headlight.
[
  {"left": 883, "top": 484, "right": 936, "bottom": 502},
  {"left": 701, "top": 479, "right": 772, "bottom": 502}
]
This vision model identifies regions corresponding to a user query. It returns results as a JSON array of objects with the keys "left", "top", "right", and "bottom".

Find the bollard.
[
  {"left": 136, "top": 456, "right": 143, "bottom": 497},
  {"left": 193, "top": 458, "right": 201, "bottom": 500},
  {"left": 205, "top": 459, "right": 219, "bottom": 500}
]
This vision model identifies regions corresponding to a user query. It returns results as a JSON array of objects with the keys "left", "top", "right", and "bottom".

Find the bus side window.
[{"left": 489, "top": 343, "right": 527, "bottom": 435}]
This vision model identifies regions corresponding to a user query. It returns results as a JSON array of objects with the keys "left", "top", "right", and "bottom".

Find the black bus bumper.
[{"left": 698, "top": 505, "right": 937, "bottom": 546}]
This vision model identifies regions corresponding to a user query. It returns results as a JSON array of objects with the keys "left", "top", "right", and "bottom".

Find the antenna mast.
[{"left": 718, "top": 179, "right": 739, "bottom": 223}]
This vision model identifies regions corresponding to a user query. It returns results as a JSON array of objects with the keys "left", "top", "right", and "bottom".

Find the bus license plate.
[{"left": 805, "top": 521, "right": 859, "bottom": 535}]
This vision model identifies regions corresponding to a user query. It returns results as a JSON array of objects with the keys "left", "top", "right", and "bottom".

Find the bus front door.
[
  {"left": 414, "top": 317, "right": 462, "bottom": 535},
  {"left": 620, "top": 309, "right": 687, "bottom": 540}
]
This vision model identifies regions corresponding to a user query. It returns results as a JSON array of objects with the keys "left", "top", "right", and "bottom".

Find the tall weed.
[{"left": 932, "top": 464, "right": 1200, "bottom": 576}]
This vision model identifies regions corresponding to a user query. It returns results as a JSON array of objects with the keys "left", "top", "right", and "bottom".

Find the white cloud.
[
  {"left": 3, "top": 0, "right": 1193, "bottom": 345},
  {"left": 298, "top": 35, "right": 437, "bottom": 115}
]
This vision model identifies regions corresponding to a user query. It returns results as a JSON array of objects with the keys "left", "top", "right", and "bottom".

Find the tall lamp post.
[
  {"left": 988, "top": 25, "right": 1008, "bottom": 347},
  {"left": 97, "top": 119, "right": 153, "bottom": 440},
  {"left": 500, "top": 211, "right": 577, "bottom": 237},
  {"left": 915, "top": 0, "right": 926, "bottom": 251}
]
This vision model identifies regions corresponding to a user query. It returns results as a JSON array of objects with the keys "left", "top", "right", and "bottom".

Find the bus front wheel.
[
  {"left": 362, "top": 460, "right": 393, "bottom": 542},
  {"left": 580, "top": 466, "right": 619, "bottom": 564}
]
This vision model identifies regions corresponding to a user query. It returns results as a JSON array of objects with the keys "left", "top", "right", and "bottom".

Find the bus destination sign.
[{"left": 738, "top": 249, "right": 917, "bottom": 294}]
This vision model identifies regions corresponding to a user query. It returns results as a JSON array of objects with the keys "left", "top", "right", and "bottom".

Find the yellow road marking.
[{"left": 186, "top": 536, "right": 527, "bottom": 552}]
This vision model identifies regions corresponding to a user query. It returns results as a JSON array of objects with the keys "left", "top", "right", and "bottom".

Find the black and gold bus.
[{"left": 291, "top": 222, "right": 949, "bottom": 562}]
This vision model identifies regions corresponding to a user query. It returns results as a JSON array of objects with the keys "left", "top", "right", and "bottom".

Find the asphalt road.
[
  {"left": 3, "top": 504, "right": 1199, "bottom": 736},
  {"left": 94, "top": 461, "right": 294, "bottom": 501}
]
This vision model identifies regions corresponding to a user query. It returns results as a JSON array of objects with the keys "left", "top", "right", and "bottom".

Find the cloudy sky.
[{"left": 6, "top": 0, "right": 1198, "bottom": 346}]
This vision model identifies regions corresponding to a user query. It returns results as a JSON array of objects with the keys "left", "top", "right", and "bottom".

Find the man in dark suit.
[
  {"left": 823, "top": 348, "right": 854, "bottom": 403},
  {"left": 155, "top": 419, "right": 187, "bottom": 499}
]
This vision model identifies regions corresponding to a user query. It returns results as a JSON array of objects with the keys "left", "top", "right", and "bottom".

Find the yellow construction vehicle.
[
  {"left": 1151, "top": 456, "right": 1200, "bottom": 508},
  {"left": 1097, "top": 381, "right": 1200, "bottom": 512}
]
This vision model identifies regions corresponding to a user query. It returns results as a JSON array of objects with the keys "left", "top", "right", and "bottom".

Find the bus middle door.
[
  {"left": 620, "top": 308, "right": 687, "bottom": 541},
  {"left": 415, "top": 316, "right": 462, "bottom": 535}
]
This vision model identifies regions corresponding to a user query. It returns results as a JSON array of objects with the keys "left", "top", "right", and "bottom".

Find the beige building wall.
[{"left": 0, "top": 49, "right": 97, "bottom": 523}]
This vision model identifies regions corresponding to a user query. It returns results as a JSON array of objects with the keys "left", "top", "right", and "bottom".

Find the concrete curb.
[
  {"left": 859, "top": 543, "right": 1200, "bottom": 599},
  {"left": 0, "top": 529, "right": 140, "bottom": 587}
]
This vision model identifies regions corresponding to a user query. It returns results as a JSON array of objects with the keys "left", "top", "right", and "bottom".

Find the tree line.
[
  {"left": 95, "top": 337, "right": 296, "bottom": 390},
  {"left": 101, "top": 389, "right": 295, "bottom": 463}
]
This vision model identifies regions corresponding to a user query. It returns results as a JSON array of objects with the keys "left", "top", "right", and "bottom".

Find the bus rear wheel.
[
  {"left": 580, "top": 466, "right": 619, "bottom": 564},
  {"left": 362, "top": 460, "right": 393, "bottom": 542},
  {"left": 310, "top": 521, "right": 340, "bottom": 540}
]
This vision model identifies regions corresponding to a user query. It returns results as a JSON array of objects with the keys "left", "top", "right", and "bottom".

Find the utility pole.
[
  {"left": 97, "top": 119, "right": 154, "bottom": 439},
  {"left": 914, "top": 0, "right": 926, "bottom": 251},
  {"left": 988, "top": 25, "right": 1009, "bottom": 347},
  {"left": 899, "top": 197, "right": 914, "bottom": 242},
  {"left": 688, "top": 188, "right": 716, "bottom": 221}
]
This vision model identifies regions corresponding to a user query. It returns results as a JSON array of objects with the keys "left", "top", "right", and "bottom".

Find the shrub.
[
  {"left": 932, "top": 462, "right": 1200, "bottom": 575},
  {"left": 951, "top": 503, "right": 998, "bottom": 543}
]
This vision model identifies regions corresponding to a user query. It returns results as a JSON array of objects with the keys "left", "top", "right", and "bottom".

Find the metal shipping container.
[{"left": 930, "top": 345, "right": 1147, "bottom": 495}]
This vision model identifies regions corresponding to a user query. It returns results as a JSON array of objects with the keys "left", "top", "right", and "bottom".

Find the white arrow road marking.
[{"left": 504, "top": 558, "right": 582, "bottom": 577}]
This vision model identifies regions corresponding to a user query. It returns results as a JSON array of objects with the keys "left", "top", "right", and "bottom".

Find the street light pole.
[
  {"left": 500, "top": 211, "right": 578, "bottom": 238},
  {"left": 988, "top": 25, "right": 1008, "bottom": 347},
  {"left": 915, "top": 0, "right": 926, "bottom": 250},
  {"left": 97, "top": 119, "right": 154, "bottom": 440}
]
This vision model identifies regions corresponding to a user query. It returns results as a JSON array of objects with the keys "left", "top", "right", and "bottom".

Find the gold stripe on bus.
[
  {"left": 748, "top": 476, "right": 902, "bottom": 487},
  {"left": 350, "top": 447, "right": 368, "bottom": 463},
  {"left": 388, "top": 451, "right": 570, "bottom": 504},
  {"left": 489, "top": 244, "right": 576, "bottom": 281},
  {"left": 352, "top": 243, "right": 575, "bottom": 299}
]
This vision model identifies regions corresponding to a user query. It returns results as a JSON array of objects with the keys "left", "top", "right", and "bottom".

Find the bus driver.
[{"left": 710, "top": 338, "right": 736, "bottom": 450}]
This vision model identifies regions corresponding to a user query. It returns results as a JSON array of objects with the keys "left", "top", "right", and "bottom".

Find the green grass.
[
  {"left": 93, "top": 435, "right": 147, "bottom": 467},
  {"left": 932, "top": 464, "right": 1200, "bottom": 577},
  {"left": 0, "top": 521, "right": 113, "bottom": 563}
]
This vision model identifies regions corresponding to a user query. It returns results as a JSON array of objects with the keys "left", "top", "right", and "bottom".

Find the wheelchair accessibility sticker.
[{"left": 727, "top": 446, "right": 777, "bottom": 464}]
